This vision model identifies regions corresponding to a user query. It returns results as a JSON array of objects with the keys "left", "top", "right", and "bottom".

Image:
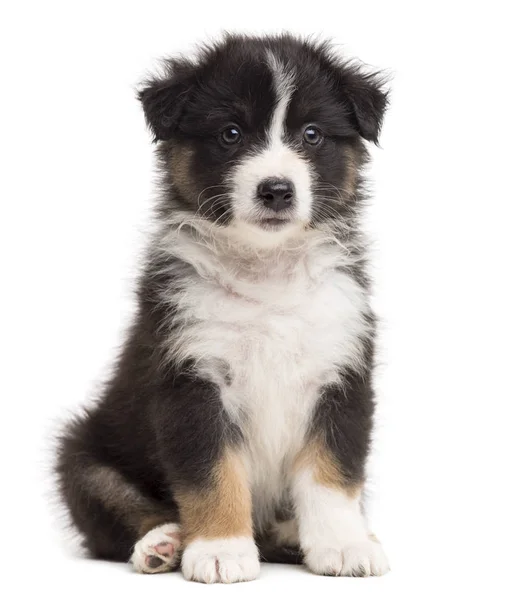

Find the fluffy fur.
[{"left": 56, "top": 33, "right": 389, "bottom": 583}]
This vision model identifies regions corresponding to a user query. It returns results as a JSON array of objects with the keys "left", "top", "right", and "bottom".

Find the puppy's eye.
[
  {"left": 220, "top": 126, "right": 242, "bottom": 145},
  {"left": 303, "top": 125, "right": 323, "bottom": 146}
]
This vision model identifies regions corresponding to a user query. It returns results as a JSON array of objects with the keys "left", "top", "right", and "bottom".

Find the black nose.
[{"left": 257, "top": 178, "right": 295, "bottom": 212}]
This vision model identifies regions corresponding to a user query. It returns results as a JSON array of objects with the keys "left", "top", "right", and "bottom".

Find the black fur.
[
  {"left": 56, "top": 33, "right": 388, "bottom": 567},
  {"left": 310, "top": 332, "right": 376, "bottom": 487}
]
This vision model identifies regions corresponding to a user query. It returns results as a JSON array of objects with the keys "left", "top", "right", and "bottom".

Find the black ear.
[
  {"left": 138, "top": 59, "right": 196, "bottom": 141},
  {"left": 337, "top": 64, "right": 389, "bottom": 144}
]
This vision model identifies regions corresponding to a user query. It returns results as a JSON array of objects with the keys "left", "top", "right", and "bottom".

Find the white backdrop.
[{"left": 1, "top": 1, "right": 513, "bottom": 598}]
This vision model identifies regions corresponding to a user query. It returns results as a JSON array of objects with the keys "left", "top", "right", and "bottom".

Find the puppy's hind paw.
[{"left": 131, "top": 523, "right": 182, "bottom": 574}]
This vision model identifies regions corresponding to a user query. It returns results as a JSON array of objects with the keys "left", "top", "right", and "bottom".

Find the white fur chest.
[{"left": 163, "top": 231, "right": 370, "bottom": 529}]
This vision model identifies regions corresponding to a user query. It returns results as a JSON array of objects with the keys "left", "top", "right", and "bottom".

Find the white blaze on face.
[
  {"left": 266, "top": 52, "right": 296, "bottom": 143},
  {"left": 228, "top": 52, "right": 314, "bottom": 242}
]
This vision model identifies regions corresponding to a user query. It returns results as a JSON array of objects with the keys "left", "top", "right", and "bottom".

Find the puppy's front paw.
[
  {"left": 305, "top": 538, "right": 389, "bottom": 577},
  {"left": 181, "top": 537, "right": 260, "bottom": 583},
  {"left": 131, "top": 523, "right": 182, "bottom": 573}
]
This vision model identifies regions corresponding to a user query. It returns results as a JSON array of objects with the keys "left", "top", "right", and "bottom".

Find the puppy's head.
[{"left": 139, "top": 35, "right": 388, "bottom": 245}]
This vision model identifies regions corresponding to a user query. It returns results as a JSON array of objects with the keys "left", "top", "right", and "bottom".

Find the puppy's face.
[{"left": 140, "top": 35, "right": 387, "bottom": 244}]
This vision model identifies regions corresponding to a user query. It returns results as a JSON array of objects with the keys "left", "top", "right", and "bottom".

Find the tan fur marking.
[
  {"left": 175, "top": 448, "right": 253, "bottom": 543},
  {"left": 342, "top": 145, "right": 360, "bottom": 198},
  {"left": 294, "top": 436, "right": 360, "bottom": 497},
  {"left": 170, "top": 143, "right": 195, "bottom": 198}
]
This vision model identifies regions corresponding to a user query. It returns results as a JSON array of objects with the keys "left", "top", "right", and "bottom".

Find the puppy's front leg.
[
  {"left": 177, "top": 448, "right": 259, "bottom": 583},
  {"left": 153, "top": 373, "right": 259, "bottom": 583},
  {"left": 292, "top": 374, "right": 389, "bottom": 577}
]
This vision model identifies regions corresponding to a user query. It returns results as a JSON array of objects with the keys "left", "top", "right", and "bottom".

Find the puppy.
[{"left": 56, "top": 33, "right": 389, "bottom": 583}]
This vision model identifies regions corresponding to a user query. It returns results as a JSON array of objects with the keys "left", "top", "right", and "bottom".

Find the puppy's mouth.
[
  {"left": 258, "top": 217, "right": 291, "bottom": 230},
  {"left": 250, "top": 210, "right": 296, "bottom": 230}
]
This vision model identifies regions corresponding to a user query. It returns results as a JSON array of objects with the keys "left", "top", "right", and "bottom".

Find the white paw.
[
  {"left": 131, "top": 523, "right": 182, "bottom": 574},
  {"left": 181, "top": 536, "right": 260, "bottom": 583},
  {"left": 305, "top": 538, "right": 389, "bottom": 577}
]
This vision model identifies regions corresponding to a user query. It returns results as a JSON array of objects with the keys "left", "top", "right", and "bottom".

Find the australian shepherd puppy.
[{"left": 56, "top": 33, "right": 389, "bottom": 583}]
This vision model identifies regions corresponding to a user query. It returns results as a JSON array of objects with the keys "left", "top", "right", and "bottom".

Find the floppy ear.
[
  {"left": 336, "top": 64, "right": 389, "bottom": 144},
  {"left": 138, "top": 59, "right": 196, "bottom": 141}
]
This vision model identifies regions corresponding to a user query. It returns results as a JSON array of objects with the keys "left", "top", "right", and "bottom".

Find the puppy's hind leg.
[
  {"left": 56, "top": 434, "right": 180, "bottom": 571},
  {"left": 83, "top": 463, "right": 183, "bottom": 573}
]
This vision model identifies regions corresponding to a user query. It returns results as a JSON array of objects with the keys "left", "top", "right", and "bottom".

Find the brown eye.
[
  {"left": 303, "top": 125, "right": 323, "bottom": 145},
  {"left": 220, "top": 125, "right": 242, "bottom": 145}
]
